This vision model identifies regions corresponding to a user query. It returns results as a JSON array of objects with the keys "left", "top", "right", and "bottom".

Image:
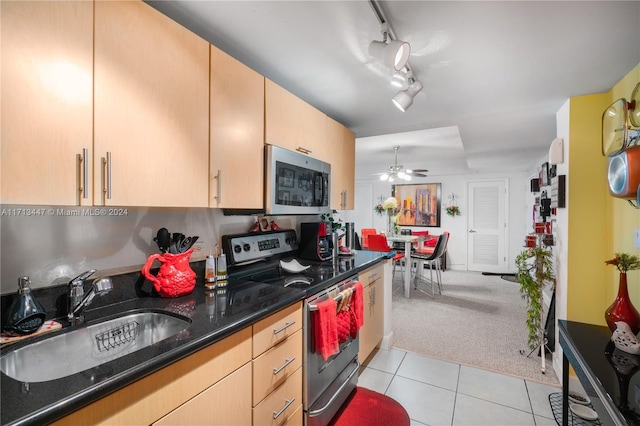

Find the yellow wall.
[{"left": 567, "top": 64, "right": 640, "bottom": 324}]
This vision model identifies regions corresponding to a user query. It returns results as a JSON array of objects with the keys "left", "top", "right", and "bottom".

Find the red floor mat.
[{"left": 329, "top": 387, "right": 410, "bottom": 426}]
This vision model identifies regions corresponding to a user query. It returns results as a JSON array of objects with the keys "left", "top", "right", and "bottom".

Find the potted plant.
[{"left": 515, "top": 246, "right": 555, "bottom": 351}]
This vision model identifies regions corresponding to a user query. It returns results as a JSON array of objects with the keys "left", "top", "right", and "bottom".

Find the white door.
[{"left": 467, "top": 179, "right": 508, "bottom": 273}]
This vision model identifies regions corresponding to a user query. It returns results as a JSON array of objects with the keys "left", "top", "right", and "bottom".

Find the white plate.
[
  {"left": 568, "top": 391, "right": 591, "bottom": 405},
  {"left": 570, "top": 403, "right": 598, "bottom": 421},
  {"left": 280, "top": 259, "right": 310, "bottom": 273}
]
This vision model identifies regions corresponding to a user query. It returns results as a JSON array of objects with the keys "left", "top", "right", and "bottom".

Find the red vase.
[{"left": 605, "top": 273, "right": 640, "bottom": 334}]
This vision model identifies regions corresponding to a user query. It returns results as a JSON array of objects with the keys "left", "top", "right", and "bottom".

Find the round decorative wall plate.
[{"left": 602, "top": 98, "right": 628, "bottom": 157}]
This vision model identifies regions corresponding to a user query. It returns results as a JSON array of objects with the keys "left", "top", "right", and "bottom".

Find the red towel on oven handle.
[
  {"left": 350, "top": 281, "right": 364, "bottom": 338},
  {"left": 314, "top": 298, "right": 339, "bottom": 361}
]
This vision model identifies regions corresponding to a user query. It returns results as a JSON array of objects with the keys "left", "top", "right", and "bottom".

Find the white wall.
[
  {"left": 552, "top": 99, "right": 570, "bottom": 379},
  {"left": 342, "top": 171, "right": 528, "bottom": 272}
]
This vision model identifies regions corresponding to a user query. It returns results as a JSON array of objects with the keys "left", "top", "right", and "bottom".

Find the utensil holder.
[{"left": 142, "top": 248, "right": 196, "bottom": 298}]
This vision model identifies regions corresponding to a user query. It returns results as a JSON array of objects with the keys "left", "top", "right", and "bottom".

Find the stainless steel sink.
[{"left": 0, "top": 310, "right": 191, "bottom": 382}]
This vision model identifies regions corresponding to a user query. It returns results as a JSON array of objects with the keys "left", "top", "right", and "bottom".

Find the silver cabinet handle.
[
  {"left": 341, "top": 190, "right": 346, "bottom": 209},
  {"left": 79, "top": 148, "right": 88, "bottom": 199},
  {"left": 368, "top": 272, "right": 378, "bottom": 280},
  {"left": 273, "top": 357, "right": 295, "bottom": 375},
  {"left": 213, "top": 169, "right": 221, "bottom": 204},
  {"left": 273, "top": 398, "right": 295, "bottom": 420},
  {"left": 102, "top": 152, "right": 112, "bottom": 200},
  {"left": 372, "top": 286, "right": 376, "bottom": 305},
  {"left": 273, "top": 321, "right": 295, "bottom": 334},
  {"left": 469, "top": 229, "right": 477, "bottom": 233},
  {"left": 295, "top": 147, "right": 311, "bottom": 155}
]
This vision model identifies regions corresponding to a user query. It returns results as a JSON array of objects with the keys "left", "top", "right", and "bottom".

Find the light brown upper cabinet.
[
  {"left": 327, "top": 117, "right": 355, "bottom": 210},
  {"left": 210, "top": 45, "right": 264, "bottom": 209},
  {"left": 265, "top": 79, "right": 329, "bottom": 162},
  {"left": 94, "top": 1, "right": 209, "bottom": 207},
  {"left": 1, "top": 1, "right": 94, "bottom": 206}
]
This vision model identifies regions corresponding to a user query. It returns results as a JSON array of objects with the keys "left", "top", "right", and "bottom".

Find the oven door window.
[{"left": 275, "top": 161, "right": 328, "bottom": 208}]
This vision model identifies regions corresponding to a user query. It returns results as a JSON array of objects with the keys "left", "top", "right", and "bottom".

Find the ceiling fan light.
[
  {"left": 388, "top": 176, "right": 395, "bottom": 182},
  {"left": 397, "top": 171, "right": 406, "bottom": 179},
  {"left": 405, "top": 174, "right": 412, "bottom": 181},
  {"left": 380, "top": 173, "right": 389, "bottom": 181}
]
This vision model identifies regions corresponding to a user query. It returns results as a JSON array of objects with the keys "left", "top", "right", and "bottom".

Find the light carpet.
[{"left": 391, "top": 270, "right": 559, "bottom": 386}]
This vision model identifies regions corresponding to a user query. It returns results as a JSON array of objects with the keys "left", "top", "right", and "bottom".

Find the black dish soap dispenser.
[{"left": 4, "top": 276, "right": 46, "bottom": 335}]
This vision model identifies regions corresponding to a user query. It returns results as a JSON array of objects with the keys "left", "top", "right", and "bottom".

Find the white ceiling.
[{"left": 148, "top": 0, "right": 640, "bottom": 179}]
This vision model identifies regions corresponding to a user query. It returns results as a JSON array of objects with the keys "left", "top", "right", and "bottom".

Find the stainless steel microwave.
[{"left": 265, "top": 145, "right": 331, "bottom": 215}]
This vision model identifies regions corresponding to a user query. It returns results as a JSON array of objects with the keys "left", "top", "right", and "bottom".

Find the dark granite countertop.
[{"left": 0, "top": 250, "right": 385, "bottom": 426}]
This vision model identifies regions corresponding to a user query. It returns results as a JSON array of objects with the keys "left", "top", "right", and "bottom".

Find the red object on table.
[{"left": 605, "top": 272, "right": 640, "bottom": 334}]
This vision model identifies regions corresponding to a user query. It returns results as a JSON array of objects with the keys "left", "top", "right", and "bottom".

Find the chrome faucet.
[{"left": 67, "top": 270, "right": 113, "bottom": 324}]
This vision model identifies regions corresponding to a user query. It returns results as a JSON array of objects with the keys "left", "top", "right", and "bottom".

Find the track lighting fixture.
[
  {"left": 368, "top": 0, "right": 422, "bottom": 111},
  {"left": 391, "top": 69, "right": 411, "bottom": 88},
  {"left": 369, "top": 23, "right": 411, "bottom": 71},
  {"left": 392, "top": 78, "right": 423, "bottom": 112}
]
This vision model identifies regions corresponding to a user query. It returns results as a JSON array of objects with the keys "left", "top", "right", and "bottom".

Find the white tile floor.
[{"left": 358, "top": 348, "right": 561, "bottom": 426}]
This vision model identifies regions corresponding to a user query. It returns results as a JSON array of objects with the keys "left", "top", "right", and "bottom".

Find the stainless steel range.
[{"left": 222, "top": 230, "right": 360, "bottom": 426}]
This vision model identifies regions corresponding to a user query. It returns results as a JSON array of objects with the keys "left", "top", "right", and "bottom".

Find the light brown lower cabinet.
[
  {"left": 51, "top": 303, "right": 304, "bottom": 426},
  {"left": 154, "top": 362, "right": 252, "bottom": 425},
  {"left": 358, "top": 262, "right": 385, "bottom": 364}
]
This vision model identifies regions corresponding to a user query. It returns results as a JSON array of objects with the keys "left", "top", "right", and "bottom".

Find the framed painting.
[{"left": 392, "top": 183, "right": 442, "bottom": 227}]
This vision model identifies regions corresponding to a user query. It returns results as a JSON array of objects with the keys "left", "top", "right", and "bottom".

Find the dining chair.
[
  {"left": 360, "top": 228, "right": 377, "bottom": 250},
  {"left": 412, "top": 233, "right": 448, "bottom": 297},
  {"left": 367, "top": 234, "right": 405, "bottom": 280},
  {"left": 415, "top": 231, "right": 449, "bottom": 272}
]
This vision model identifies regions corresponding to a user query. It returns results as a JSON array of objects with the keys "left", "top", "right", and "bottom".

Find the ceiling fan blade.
[
  {"left": 411, "top": 169, "right": 429, "bottom": 173},
  {"left": 410, "top": 172, "right": 428, "bottom": 177}
]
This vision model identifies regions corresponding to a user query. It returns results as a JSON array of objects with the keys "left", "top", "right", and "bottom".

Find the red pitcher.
[{"left": 142, "top": 248, "right": 196, "bottom": 298}]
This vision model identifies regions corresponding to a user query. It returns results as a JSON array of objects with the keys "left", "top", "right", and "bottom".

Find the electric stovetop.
[{"left": 223, "top": 229, "right": 359, "bottom": 296}]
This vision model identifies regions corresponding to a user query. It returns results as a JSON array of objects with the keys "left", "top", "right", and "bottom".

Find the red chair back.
[
  {"left": 367, "top": 234, "right": 391, "bottom": 252},
  {"left": 360, "top": 228, "right": 377, "bottom": 249}
]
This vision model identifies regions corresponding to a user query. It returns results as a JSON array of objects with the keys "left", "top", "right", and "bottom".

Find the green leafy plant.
[
  {"left": 605, "top": 253, "right": 640, "bottom": 273},
  {"left": 320, "top": 213, "right": 344, "bottom": 233},
  {"left": 445, "top": 205, "right": 461, "bottom": 217},
  {"left": 516, "top": 247, "right": 555, "bottom": 350}
]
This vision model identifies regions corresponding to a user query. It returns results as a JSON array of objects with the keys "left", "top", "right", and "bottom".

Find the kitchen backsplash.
[{"left": 0, "top": 206, "right": 301, "bottom": 294}]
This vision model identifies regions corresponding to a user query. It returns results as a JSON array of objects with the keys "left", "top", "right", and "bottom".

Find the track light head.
[
  {"left": 369, "top": 24, "right": 411, "bottom": 71},
  {"left": 392, "top": 79, "right": 423, "bottom": 112}
]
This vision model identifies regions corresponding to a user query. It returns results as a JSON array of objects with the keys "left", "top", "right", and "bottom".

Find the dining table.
[{"left": 386, "top": 234, "right": 428, "bottom": 298}]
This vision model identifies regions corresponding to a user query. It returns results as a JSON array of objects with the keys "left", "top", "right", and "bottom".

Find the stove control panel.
[{"left": 222, "top": 230, "right": 298, "bottom": 265}]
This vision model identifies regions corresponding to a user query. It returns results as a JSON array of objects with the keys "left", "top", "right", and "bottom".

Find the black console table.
[{"left": 558, "top": 320, "right": 640, "bottom": 426}]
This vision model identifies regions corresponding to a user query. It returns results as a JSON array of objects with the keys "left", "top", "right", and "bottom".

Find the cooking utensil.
[
  {"left": 179, "top": 237, "right": 192, "bottom": 253},
  {"left": 184, "top": 236, "right": 198, "bottom": 252},
  {"left": 156, "top": 228, "right": 171, "bottom": 253}
]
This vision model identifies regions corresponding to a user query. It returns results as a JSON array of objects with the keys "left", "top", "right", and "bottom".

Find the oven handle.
[
  {"left": 307, "top": 360, "right": 360, "bottom": 417},
  {"left": 308, "top": 279, "right": 359, "bottom": 311}
]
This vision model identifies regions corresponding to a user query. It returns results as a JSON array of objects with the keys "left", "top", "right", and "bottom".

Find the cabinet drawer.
[
  {"left": 253, "top": 303, "right": 302, "bottom": 357},
  {"left": 153, "top": 362, "right": 252, "bottom": 426},
  {"left": 253, "top": 367, "right": 302, "bottom": 426},
  {"left": 253, "top": 329, "right": 302, "bottom": 404},
  {"left": 283, "top": 403, "right": 303, "bottom": 426},
  {"left": 362, "top": 263, "right": 383, "bottom": 288}
]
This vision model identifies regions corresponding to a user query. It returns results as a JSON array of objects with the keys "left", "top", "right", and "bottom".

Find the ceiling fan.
[{"left": 379, "top": 145, "right": 428, "bottom": 181}]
